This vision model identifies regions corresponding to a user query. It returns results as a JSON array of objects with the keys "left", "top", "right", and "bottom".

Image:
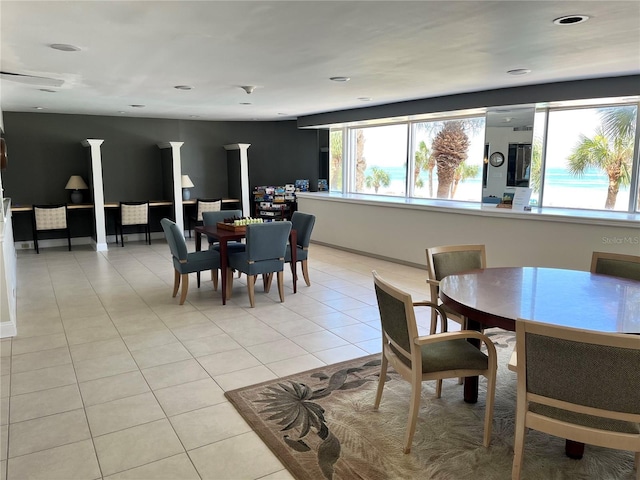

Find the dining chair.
[
  {"left": 590, "top": 251, "right": 640, "bottom": 281},
  {"left": 372, "top": 270, "right": 497, "bottom": 454},
  {"left": 285, "top": 211, "right": 316, "bottom": 286},
  {"left": 118, "top": 201, "right": 150, "bottom": 246},
  {"left": 511, "top": 318, "right": 640, "bottom": 480},
  {"left": 32, "top": 204, "right": 71, "bottom": 254},
  {"left": 188, "top": 198, "right": 221, "bottom": 238},
  {"left": 160, "top": 218, "right": 220, "bottom": 305},
  {"left": 226, "top": 221, "right": 292, "bottom": 307},
  {"left": 426, "top": 244, "right": 487, "bottom": 333},
  {"left": 199, "top": 209, "right": 246, "bottom": 286}
]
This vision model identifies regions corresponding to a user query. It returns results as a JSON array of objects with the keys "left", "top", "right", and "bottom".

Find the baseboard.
[{"left": 309, "top": 240, "right": 426, "bottom": 270}]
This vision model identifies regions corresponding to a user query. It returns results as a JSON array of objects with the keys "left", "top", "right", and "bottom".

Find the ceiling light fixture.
[
  {"left": 130, "top": 104, "right": 145, "bottom": 108},
  {"left": 174, "top": 85, "right": 193, "bottom": 90},
  {"left": 553, "top": 15, "right": 590, "bottom": 25},
  {"left": 240, "top": 86, "right": 256, "bottom": 94},
  {"left": 357, "top": 97, "right": 372, "bottom": 102},
  {"left": 39, "top": 89, "right": 56, "bottom": 93},
  {"left": 507, "top": 68, "right": 532, "bottom": 76},
  {"left": 329, "top": 76, "right": 350, "bottom": 82},
  {"left": 34, "top": 106, "right": 44, "bottom": 110},
  {"left": 239, "top": 102, "right": 252, "bottom": 105},
  {"left": 189, "top": 115, "right": 200, "bottom": 118},
  {"left": 50, "top": 43, "right": 81, "bottom": 52}
]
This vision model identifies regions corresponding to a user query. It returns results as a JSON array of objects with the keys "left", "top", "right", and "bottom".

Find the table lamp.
[
  {"left": 65, "top": 175, "right": 89, "bottom": 204},
  {"left": 181, "top": 174, "right": 194, "bottom": 200}
]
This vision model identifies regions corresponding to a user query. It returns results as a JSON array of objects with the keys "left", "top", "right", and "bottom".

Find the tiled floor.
[{"left": 0, "top": 239, "right": 435, "bottom": 480}]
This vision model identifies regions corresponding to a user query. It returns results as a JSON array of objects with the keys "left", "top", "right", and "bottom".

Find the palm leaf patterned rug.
[{"left": 225, "top": 329, "right": 635, "bottom": 480}]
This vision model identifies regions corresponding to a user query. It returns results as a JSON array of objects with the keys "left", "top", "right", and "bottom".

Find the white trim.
[{"left": 82, "top": 139, "right": 107, "bottom": 251}]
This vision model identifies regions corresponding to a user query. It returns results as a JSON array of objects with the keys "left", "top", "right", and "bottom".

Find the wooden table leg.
[
  {"left": 565, "top": 440, "right": 585, "bottom": 459},
  {"left": 464, "top": 318, "right": 482, "bottom": 403},
  {"left": 219, "top": 239, "right": 229, "bottom": 305},
  {"left": 290, "top": 230, "right": 297, "bottom": 294}
]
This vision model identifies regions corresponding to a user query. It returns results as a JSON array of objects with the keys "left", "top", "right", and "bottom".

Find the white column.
[
  {"left": 224, "top": 143, "right": 251, "bottom": 217},
  {"left": 157, "top": 142, "right": 184, "bottom": 232},
  {"left": 81, "top": 139, "right": 107, "bottom": 251}
]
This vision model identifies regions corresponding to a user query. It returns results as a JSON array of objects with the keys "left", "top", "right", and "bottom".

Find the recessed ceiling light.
[
  {"left": 357, "top": 97, "right": 372, "bottom": 102},
  {"left": 118, "top": 111, "right": 126, "bottom": 114},
  {"left": 130, "top": 104, "right": 145, "bottom": 108},
  {"left": 39, "top": 88, "right": 56, "bottom": 93},
  {"left": 507, "top": 68, "right": 532, "bottom": 76},
  {"left": 239, "top": 102, "right": 252, "bottom": 105},
  {"left": 174, "top": 85, "right": 193, "bottom": 90},
  {"left": 34, "top": 106, "right": 44, "bottom": 110},
  {"left": 330, "top": 76, "right": 350, "bottom": 82},
  {"left": 553, "top": 15, "right": 590, "bottom": 26},
  {"left": 277, "top": 113, "right": 287, "bottom": 116},
  {"left": 189, "top": 115, "right": 200, "bottom": 118},
  {"left": 50, "top": 43, "right": 81, "bottom": 52}
]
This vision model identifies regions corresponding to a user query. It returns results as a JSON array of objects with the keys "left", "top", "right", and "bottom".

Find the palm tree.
[
  {"left": 431, "top": 121, "right": 470, "bottom": 198},
  {"left": 355, "top": 130, "right": 367, "bottom": 192},
  {"left": 329, "top": 130, "right": 343, "bottom": 191},
  {"left": 450, "top": 162, "right": 479, "bottom": 198},
  {"left": 567, "top": 106, "right": 636, "bottom": 209},
  {"left": 365, "top": 166, "right": 391, "bottom": 193},
  {"left": 413, "top": 141, "right": 430, "bottom": 190}
]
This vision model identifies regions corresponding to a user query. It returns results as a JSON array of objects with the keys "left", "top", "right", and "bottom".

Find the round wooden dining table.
[{"left": 439, "top": 266, "right": 640, "bottom": 458}]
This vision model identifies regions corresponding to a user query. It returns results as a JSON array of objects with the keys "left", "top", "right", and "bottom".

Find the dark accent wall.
[{"left": 3, "top": 112, "right": 326, "bottom": 240}]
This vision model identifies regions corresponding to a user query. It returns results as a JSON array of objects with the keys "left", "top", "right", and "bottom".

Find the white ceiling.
[{"left": 1, "top": 1, "right": 639, "bottom": 122}]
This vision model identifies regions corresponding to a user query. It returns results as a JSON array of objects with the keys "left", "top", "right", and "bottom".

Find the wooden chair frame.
[
  {"left": 590, "top": 251, "right": 640, "bottom": 280},
  {"left": 512, "top": 319, "right": 640, "bottom": 479},
  {"left": 372, "top": 270, "right": 497, "bottom": 454},
  {"left": 118, "top": 202, "right": 151, "bottom": 247},
  {"left": 32, "top": 204, "right": 71, "bottom": 254}
]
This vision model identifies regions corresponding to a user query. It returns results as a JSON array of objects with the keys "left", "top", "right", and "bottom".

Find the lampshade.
[
  {"left": 181, "top": 175, "right": 194, "bottom": 188},
  {"left": 65, "top": 175, "right": 88, "bottom": 190}
]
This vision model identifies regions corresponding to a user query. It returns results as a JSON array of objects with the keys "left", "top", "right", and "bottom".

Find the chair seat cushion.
[
  {"left": 391, "top": 339, "right": 488, "bottom": 373},
  {"left": 228, "top": 251, "right": 284, "bottom": 276},
  {"left": 174, "top": 250, "right": 220, "bottom": 274},
  {"left": 529, "top": 403, "right": 640, "bottom": 434},
  {"left": 285, "top": 245, "right": 307, "bottom": 262},
  {"left": 212, "top": 242, "right": 246, "bottom": 253}
]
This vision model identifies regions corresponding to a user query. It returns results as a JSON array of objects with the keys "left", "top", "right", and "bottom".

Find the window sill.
[{"left": 296, "top": 192, "right": 640, "bottom": 228}]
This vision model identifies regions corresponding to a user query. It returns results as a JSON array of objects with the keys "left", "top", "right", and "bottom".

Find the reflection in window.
[
  {"left": 348, "top": 124, "right": 408, "bottom": 196},
  {"left": 329, "top": 129, "right": 343, "bottom": 192},
  {"left": 542, "top": 105, "right": 637, "bottom": 211},
  {"left": 411, "top": 117, "right": 485, "bottom": 201}
]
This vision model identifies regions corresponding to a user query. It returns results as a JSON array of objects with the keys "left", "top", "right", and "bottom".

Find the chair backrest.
[
  {"left": 515, "top": 318, "right": 640, "bottom": 423},
  {"left": 196, "top": 198, "right": 222, "bottom": 221},
  {"left": 33, "top": 204, "right": 68, "bottom": 230},
  {"left": 372, "top": 270, "right": 418, "bottom": 363},
  {"left": 245, "top": 221, "right": 292, "bottom": 263},
  {"left": 426, "top": 244, "right": 486, "bottom": 282},
  {"left": 590, "top": 251, "right": 640, "bottom": 281},
  {"left": 202, "top": 209, "right": 242, "bottom": 227},
  {"left": 121, "top": 202, "right": 149, "bottom": 226},
  {"left": 291, "top": 211, "right": 316, "bottom": 249},
  {"left": 160, "top": 218, "right": 188, "bottom": 261}
]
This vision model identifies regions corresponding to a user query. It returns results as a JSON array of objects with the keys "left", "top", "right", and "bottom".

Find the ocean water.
[{"left": 361, "top": 166, "right": 632, "bottom": 210}]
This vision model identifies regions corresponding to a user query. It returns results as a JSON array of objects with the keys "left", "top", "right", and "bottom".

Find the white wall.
[{"left": 298, "top": 195, "right": 640, "bottom": 271}]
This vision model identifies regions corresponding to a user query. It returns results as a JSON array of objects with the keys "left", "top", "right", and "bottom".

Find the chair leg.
[
  {"left": 634, "top": 452, "right": 639, "bottom": 480},
  {"left": 33, "top": 231, "right": 39, "bottom": 254},
  {"left": 197, "top": 272, "right": 201, "bottom": 288},
  {"left": 172, "top": 270, "right": 180, "bottom": 298},
  {"left": 511, "top": 403, "right": 527, "bottom": 479},
  {"left": 373, "top": 351, "right": 388, "bottom": 409},
  {"left": 277, "top": 271, "right": 285, "bottom": 302},
  {"left": 211, "top": 269, "right": 218, "bottom": 291},
  {"left": 179, "top": 273, "right": 189, "bottom": 305},
  {"left": 246, "top": 274, "right": 256, "bottom": 307},
  {"left": 147, "top": 224, "right": 151, "bottom": 245},
  {"left": 404, "top": 375, "right": 422, "bottom": 454},
  {"left": 483, "top": 371, "right": 496, "bottom": 448},
  {"left": 120, "top": 224, "right": 124, "bottom": 247},
  {"left": 67, "top": 228, "right": 71, "bottom": 251},
  {"left": 264, "top": 273, "right": 273, "bottom": 293},
  {"left": 435, "top": 379, "right": 443, "bottom": 399},
  {"left": 301, "top": 260, "right": 311, "bottom": 286}
]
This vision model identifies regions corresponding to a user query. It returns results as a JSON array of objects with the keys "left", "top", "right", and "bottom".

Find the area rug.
[{"left": 225, "top": 330, "right": 636, "bottom": 480}]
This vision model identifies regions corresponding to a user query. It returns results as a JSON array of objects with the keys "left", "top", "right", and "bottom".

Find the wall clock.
[{"left": 489, "top": 151, "right": 504, "bottom": 167}]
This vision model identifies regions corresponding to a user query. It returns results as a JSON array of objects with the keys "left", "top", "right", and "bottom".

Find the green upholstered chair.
[
  {"left": 591, "top": 251, "right": 640, "bottom": 281},
  {"left": 372, "top": 270, "right": 497, "bottom": 454},
  {"left": 285, "top": 211, "right": 316, "bottom": 286},
  {"left": 32, "top": 204, "right": 71, "bottom": 254},
  {"left": 226, "top": 221, "right": 292, "bottom": 308},
  {"left": 512, "top": 319, "right": 640, "bottom": 480},
  {"left": 160, "top": 218, "right": 220, "bottom": 305}
]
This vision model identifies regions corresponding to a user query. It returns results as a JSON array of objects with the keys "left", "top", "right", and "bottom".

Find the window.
[
  {"left": 329, "top": 129, "right": 343, "bottom": 192},
  {"left": 541, "top": 104, "right": 637, "bottom": 211}
]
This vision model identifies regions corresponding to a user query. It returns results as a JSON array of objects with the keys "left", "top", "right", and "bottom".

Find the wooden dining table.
[
  {"left": 194, "top": 223, "right": 297, "bottom": 305},
  {"left": 439, "top": 266, "right": 640, "bottom": 458}
]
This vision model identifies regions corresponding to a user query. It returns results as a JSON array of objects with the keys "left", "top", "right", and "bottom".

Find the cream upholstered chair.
[
  {"left": 591, "top": 251, "right": 640, "bottom": 281},
  {"left": 227, "top": 221, "right": 292, "bottom": 308},
  {"left": 189, "top": 198, "right": 221, "bottom": 238},
  {"left": 32, "top": 204, "right": 71, "bottom": 254},
  {"left": 118, "top": 202, "right": 150, "bottom": 246},
  {"left": 160, "top": 218, "right": 220, "bottom": 305},
  {"left": 511, "top": 319, "right": 640, "bottom": 480},
  {"left": 426, "top": 244, "right": 486, "bottom": 334},
  {"left": 372, "top": 270, "right": 497, "bottom": 454}
]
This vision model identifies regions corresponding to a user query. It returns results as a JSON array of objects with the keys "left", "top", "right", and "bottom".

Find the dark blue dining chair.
[
  {"left": 285, "top": 211, "right": 316, "bottom": 286},
  {"left": 226, "top": 221, "right": 292, "bottom": 307},
  {"left": 160, "top": 218, "right": 220, "bottom": 305}
]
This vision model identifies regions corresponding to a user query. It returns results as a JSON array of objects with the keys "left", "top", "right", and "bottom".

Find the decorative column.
[
  {"left": 81, "top": 139, "right": 107, "bottom": 251},
  {"left": 223, "top": 143, "right": 251, "bottom": 217},
  {"left": 157, "top": 142, "right": 185, "bottom": 232}
]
